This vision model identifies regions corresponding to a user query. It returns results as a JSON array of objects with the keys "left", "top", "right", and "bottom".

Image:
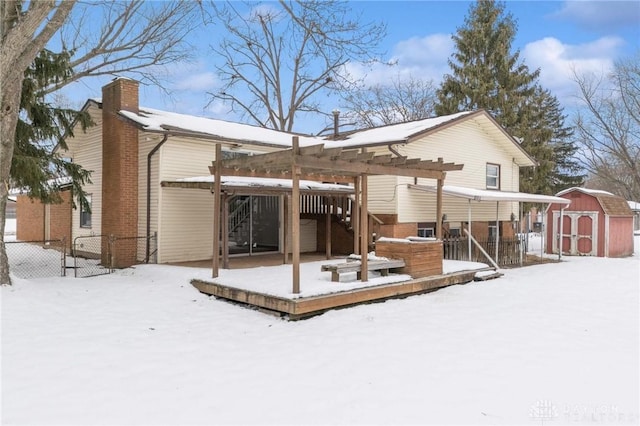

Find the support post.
[
  {"left": 282, "top": 194, "right": 288, "bottom": 264},
  {"left": 292, "top": 137, "right": 300, "bottom": 294},
  {"left": 436, "top": 176, "right": 444, "bottom": 240},
  {"left": 360, "top": 174, "right": 368, "bottom": 282},
  {"left": 222, "top": 193, "right": 229, "bottom": 269},
  {"left": 325, "top": 196, "right": 332, "bottom": 259},
  {"left": 559, "top": 206, "right": 564, "bottom": 260},
  {"left": 495, "top": 202, "right": 500, "bottom": 264},
  {"left": 468, "top": 199, "right": 472, "bottom": 261},
  {"left": 540, "top": 204, "right": 545, "bottom": 259},
  {"left": 212, "top": 144, "right": 222, "bottom": 278},
  {"left": 353, "top": 176, "right": 360, "bottom": 255}
]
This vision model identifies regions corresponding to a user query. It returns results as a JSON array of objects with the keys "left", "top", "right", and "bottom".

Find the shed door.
[{"left": 552, "top": 211, "right": 598, "bottom": 256}]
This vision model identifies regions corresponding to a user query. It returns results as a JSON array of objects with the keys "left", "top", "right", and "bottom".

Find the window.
[
  {"left": 449, "top": 228, "right": 461, "bottom": 237},
  {"left": 488, "top": 222, "right": 498, "bottom": 238},
  {"left": 486, "top": 163, "right": 500, "bottom": 189},
  {"left": 80, "top": 194, "right": 92, "bottom": 228},
  {"left": 417, "top": 228, "right": 434, "bottom": 238}
]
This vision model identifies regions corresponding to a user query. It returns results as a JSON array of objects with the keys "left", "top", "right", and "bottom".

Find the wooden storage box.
[{"left": 375, "top": 238, "right": 443, "bottom": 278}]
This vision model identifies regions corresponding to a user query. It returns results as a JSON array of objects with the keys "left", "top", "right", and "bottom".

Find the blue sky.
[{"left": 61, "top": 1, "right": 640, "bottom": 134}]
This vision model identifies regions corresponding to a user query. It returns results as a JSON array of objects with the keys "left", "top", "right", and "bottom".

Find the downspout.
[
  {"left": 146, "top": 133, "right": 169, "bottom": 262},
  {"left": 388, "top": 145, "right": 402, "bottom": 158}
]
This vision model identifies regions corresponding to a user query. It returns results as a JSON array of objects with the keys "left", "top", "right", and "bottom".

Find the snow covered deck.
[{"left": 192, "top": 259, "right": 491, "bottom": 319}]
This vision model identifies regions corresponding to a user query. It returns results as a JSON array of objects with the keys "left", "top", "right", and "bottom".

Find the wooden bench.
[{"left": 321, "top": 259, "right": 406, "bottom": 282}]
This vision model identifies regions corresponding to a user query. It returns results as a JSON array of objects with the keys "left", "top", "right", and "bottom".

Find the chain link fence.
[
  {"left": 6, "top": 233, "right": 157, "bottom": 279},
  {"left": 72, "top": 235, "right": 111, "bottom": 278},
  {"left": 6, "top": 239, "right": 67, "bottom": 279}
]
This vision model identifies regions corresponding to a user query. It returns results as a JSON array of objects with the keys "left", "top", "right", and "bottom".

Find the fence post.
[
  {"left": 109, "top": 235, "right": 115, "bottom": 272},
  {"left": 73, "top": 236, "right": 78, "bottom": 278},
  {"left": 61, "top": 237, "right": 66, "bottom": 277}
]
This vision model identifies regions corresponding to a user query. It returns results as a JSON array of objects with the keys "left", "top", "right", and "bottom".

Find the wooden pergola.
[{"left": 209, "top": 136, "right": 463, "bottom": 294}]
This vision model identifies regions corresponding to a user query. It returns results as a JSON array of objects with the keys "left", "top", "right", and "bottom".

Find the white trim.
[
  {"left": 408, "top": 184, "right": 571, "bottom": 205},
  {"left": 604, "top": 215, "right": 610, "bottom": 257}
]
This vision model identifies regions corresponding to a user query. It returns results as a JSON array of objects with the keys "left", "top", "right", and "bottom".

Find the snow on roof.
[
  {"left": 628, "top": 201, "right": 640, "bottom": 211},
  {"left": 409, "top": 184, "right": 571, "bottom": 205},
  {"left": 9, "top": 176, "right": 72, "bottom": 196},
  {"left": 324, "top": 111, "right": 475, "bottom": 148},
  {"left": 119, "top": 107, "right": 324, "bottom": 148},
  {"left": 176, "top": 175, "right": 354, "bottom": 193},
  {"left": 118, "top": 105, "right": 476, "bottom": 150},
  {"left": 556, "top": 187, "right": 614, "bottom": 197}
]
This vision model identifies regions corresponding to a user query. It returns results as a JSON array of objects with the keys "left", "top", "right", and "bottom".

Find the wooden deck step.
[{"left": 473, "top": 270, "right": 504, "bottom": 281}]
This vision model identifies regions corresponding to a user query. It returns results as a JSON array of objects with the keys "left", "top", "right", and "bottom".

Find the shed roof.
[{"left": 556, "top": 187, "right": 633, "bottom": 216}]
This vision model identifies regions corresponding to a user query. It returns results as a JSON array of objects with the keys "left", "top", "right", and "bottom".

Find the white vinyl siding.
[
  {"left": 367, "top": 174, "right": 398, "bottom": 214},
  {"left": 155, "top": 137, "right": 279, "bottom": 263},
  {"left": 66, "top": 105, "right": 103, "bottom": 242},
  {"left": 285, "top": 215, "right": 317, "bottom": 253},
  {"left": 157, "top": 188, "right": 214, "bottom": 263},
  {"left": 391, "top": 120, "right": 521, "bottom": 223}
]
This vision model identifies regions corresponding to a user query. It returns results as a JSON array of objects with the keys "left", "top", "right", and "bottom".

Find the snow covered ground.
[{"left": 1, "top": 237, "right": 638, "bottom": 425}]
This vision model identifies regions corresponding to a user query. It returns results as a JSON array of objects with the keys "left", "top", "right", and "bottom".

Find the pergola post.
[
  {"left": 222, "top": 193, "right": 229, "bottom": 269},
  {"left": 436, "top": 176, "right": 444, "bottom": 240},
  {"left": 325, "top": 196, "right": 332, "bottom": 259},
  {"left": 212, "top": 143, "right": 222, "bottom": 278},
  {"left": 291, "top": 137, "right": 300, "bottom": 294},
  {"left": 282, "top": 194, "right": 288, "bottom": 264},
  {"left": 353, "top": 176, "right": 360, "bottom": 255},
  {"left": 360, "top": 173, "right": 368, "bottom": 282}
]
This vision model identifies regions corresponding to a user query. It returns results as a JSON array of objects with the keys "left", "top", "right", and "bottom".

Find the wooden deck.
[{"left": 192, "top": 269, "right": 480, "bottom": 320}]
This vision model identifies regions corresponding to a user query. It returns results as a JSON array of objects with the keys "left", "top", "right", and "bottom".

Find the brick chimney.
[{"left": 101, "top": 78, "right": 139, "bottom": 268}]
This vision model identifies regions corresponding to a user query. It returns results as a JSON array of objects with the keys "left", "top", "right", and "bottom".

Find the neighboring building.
[
  {"left": 16, "top": 78, "right": 542, "bottom": 268},
  {"left": 15, "top": 188, "right": 72, "bottom": 248},
  {"left": 546, "top": 187, "right": 634, "bottom": 257},
  {"left": 628, "top": 200, "right": 640, "bottom": 232}
]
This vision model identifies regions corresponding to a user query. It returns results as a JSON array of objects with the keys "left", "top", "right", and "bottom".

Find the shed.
[{"left": 546, "top": 188, "right": 634, "bottom": 257}]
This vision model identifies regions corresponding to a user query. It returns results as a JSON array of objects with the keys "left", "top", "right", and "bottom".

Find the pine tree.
[
  {"left": 435, "top": 0, "right": 583, "bottom": 194},
  {"left": 12, "top": 49, "right": 92, "bottom": 211}
]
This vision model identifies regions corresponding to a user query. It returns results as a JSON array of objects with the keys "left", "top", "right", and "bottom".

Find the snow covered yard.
[{"left": 1, "top": 238, "right": 639, "bottom": 425}]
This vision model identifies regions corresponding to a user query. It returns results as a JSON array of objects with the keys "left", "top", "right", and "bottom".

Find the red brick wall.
[
  {"left": 101, "top": 78, "right": 139, "bottom": 267},
  {"left": 49, "top": 190, "right": 72, "bottom": 249},
  {"left": 16, "top": 195, "right": 44, "bottom": 241},
  {"left": 15, "top": 191, "right": 72, "bottom": 248}
]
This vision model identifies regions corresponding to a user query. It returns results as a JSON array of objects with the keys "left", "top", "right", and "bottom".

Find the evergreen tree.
[
  {"left": 12, "top": 49, "right": 92, "bottom": 210},
  {"left": 435, "top": 0, "right": 582, "bottom": 194}
]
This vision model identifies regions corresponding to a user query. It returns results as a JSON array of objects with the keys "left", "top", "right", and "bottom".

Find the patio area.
[{"left": 188, "top": 255, "right": 492, "bottom": 319}]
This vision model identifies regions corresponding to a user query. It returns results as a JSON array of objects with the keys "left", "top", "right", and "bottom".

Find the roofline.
[{"left": 403, "top": 110, "right": 537, "bottom": 167}]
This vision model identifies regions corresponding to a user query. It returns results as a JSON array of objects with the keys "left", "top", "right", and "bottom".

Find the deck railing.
[{"left": 442, "top": 235, "right": 526, "bottom": 267}]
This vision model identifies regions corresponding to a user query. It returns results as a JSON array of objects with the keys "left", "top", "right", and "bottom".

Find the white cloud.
[
  {"left": 523, "top": 36, "right": 624, "bottom": 105},
  {"left": 551, "top": 1, "right": 640, "bottom": 31},
  {"left": 173, "top": 72, "right": 218, "bottom": 92},
  {"left": 347, "top": 33, "right": 454, "bottom": 87}
]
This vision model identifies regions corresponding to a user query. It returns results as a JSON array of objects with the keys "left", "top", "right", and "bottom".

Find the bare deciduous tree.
[
  {"left": 207, "top": 0, "right": 386, "bottom": 132},
  {"left": 1, "top": 0, "right": 77, "bottom": 285},
  {"left": 342, "top": 75, "right": 437, "bottom": 128},
  {"left": 573, "top": 53, "right": 640, "bottom": 201},
  {"left": 49, "top": 0, "right": 201, "bottom": 95},
  {"left": 0, "top": 1, "right": 202, "bottom": 284}
]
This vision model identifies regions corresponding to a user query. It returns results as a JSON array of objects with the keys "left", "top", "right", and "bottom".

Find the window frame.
[
  {"left": 80, "top": 194, "right": 92, "bottom": 228},
  {"left": 486, "top": 163, "right": 501, "bottom": 190}
]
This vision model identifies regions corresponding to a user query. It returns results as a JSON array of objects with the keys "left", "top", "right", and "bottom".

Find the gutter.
[{"left": 146, "top": 133, "right": 169, "bottom": 262}]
